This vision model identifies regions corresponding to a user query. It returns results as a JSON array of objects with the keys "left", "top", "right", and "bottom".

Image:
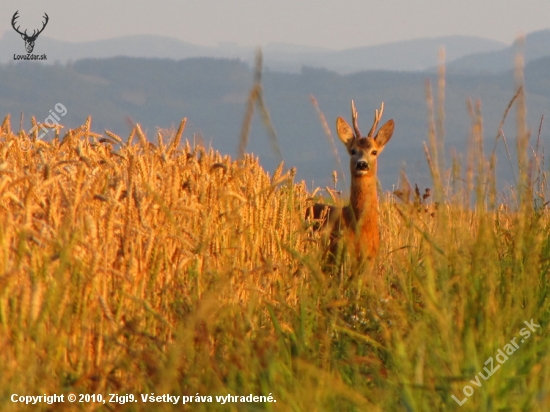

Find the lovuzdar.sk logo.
[{"left": 11, "top": 11, "right": 49, "bottom": 61}]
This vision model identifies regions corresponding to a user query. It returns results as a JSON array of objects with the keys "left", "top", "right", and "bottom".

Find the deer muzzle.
[{"left": 356, "top": 161, "right": 369, "bottom": 171}]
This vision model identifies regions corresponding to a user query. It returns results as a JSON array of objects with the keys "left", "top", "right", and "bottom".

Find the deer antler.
[
  {"left": 367, "top": 102, "right": 385, "bottom": 137},
  {"left": 11, "top": 11, "right": 25, "bottom": 37},
  {"left": 30, "top": 13, "right": 49, "bottom": 39},
  {"left": 12, "top": 12, "right": 49, "bottom": 40},
  {"left": 351, "top": 100, "right": 361, "bottom": 138}
]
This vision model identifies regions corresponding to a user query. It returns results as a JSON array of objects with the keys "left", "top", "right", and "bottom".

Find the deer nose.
[{"left": 356, "top": 161, "right": 369, "bottom": 171}]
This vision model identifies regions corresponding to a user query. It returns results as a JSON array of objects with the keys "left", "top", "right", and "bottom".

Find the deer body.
[{"left": 310, "top": 102, "right": 394, "bottom": 260}]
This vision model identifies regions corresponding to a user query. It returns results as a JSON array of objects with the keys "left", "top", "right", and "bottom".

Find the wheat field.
[{"left": 0, "top": 77, "right": 550, "bottom": 411}]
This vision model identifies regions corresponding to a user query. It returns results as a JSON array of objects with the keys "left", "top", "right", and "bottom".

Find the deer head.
[
  {"left": 336, "top": 101, "right": 394, "bottom": 178},
  {"left": 12, "top": 11, "right": 49, "bottom": 54}
]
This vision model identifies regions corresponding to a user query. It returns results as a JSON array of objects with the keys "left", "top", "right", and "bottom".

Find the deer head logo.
[{"left": 11, "top": 11, "right": 49, "bottom": 54}]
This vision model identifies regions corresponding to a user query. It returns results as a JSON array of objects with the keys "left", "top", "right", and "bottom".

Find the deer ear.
[
  {"left": 375, "top": 119, "right": 394, "bottom": 147},
  {"left": 336, "top": 117, "right": 354, "bottom": 147}
]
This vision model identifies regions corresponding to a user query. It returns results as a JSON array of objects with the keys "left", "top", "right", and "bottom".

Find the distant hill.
[
  {"left": 0, "top": 31, "right": 505, "bottom": 73},
  {"left": 263, "top": 36, "right": 506, "bottom": 73},
  {"left": 0, "top": 56, "right": 549, "bottom": 191},
  {"left": 444, "top": 29, "right": 550, "bottom": 74},
  {"left": 2, "top": 33, "right": 219, "bottom": 63}
]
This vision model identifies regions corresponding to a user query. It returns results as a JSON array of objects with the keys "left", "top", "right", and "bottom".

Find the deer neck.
[{"left": 349, "top": 174, "right": 378, "bottom": 229}]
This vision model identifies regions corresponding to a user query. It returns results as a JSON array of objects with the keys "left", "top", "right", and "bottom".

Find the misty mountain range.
[
  {"left": 2, "top": 29, "right": 550, "bottom": 73},
  {"left": 1, "top": 30, "right": 549, "bottom": 192}
]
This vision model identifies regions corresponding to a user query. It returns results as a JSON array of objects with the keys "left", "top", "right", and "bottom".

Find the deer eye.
[
  {"left": 372, "top": 150, "right": 378, "bottom": 156},
  {"left": 350, "top": 149, "right": 356, "bottom": 155}
]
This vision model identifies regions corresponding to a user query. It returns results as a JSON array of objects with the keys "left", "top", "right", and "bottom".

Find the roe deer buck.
[{"left": 309, "top": 101, "right": 394, "bottom": 261}]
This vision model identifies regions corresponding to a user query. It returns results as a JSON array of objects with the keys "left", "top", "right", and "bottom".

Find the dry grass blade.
[
  {"left": 169, "top": 118, "right": 187, "bottom": 154},
  {"left": 238, "top": 85, "right": 257, "bottom": 159},
  {"left": 491, "top": 86, "right": 523, "bottom": 183},
  {"left": 424, "top": 80, "right": 443, "bottom": 200},
  {"left": 238, "top": 49, "right": 282, "bottom": 162},
  {"left": 310, "top": 95, "right": 346, "bottom": 188}
]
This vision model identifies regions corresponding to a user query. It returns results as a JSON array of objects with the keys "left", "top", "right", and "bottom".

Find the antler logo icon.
[{"left": 11, "top": 11, "right": 49, "bottom": 54}]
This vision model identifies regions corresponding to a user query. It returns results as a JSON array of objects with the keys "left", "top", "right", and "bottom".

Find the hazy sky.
[{"left": 2, "top": 0, "right": 550, "bottom": 49}]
